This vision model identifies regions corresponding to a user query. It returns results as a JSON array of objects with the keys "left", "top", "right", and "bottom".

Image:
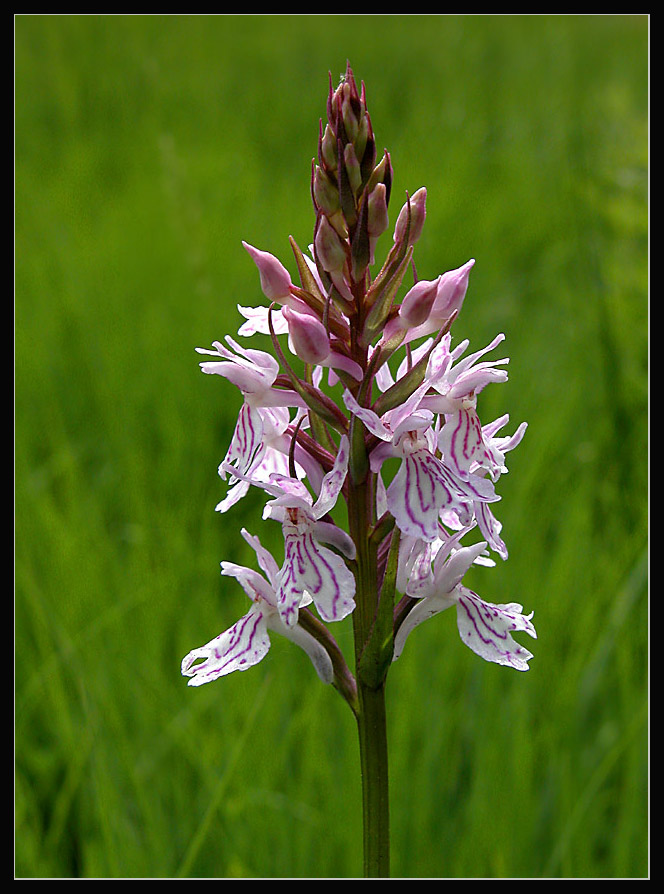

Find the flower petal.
[
  {"left": 388, "top": 449, "right": 494, "bottom": 542},
  {"left": 455, "top": 586, "right": 536, "bottom": 671},
  {"left": 476, "top": 501, "right": 508, "bottom": 560},
  {"left": 181, "top": 606, "right": 271, "bottom": 685},
  {"left": 277, "top": 528, "right": 356, "bottom": 626},
  {"left": 438, "top": 406, "right": 487, "bottom": 480},
  {"left": 222, "top": 404, "right": 265, "bottom": 480},
  {"left": 312, "top": 434, "right": 349, "bottom": 518},
  {"left": 268, "top": 613, "right": 334, "bottom": 684},
  {"left": 392, "top": 590, "right": 456, "bottom": 660}
]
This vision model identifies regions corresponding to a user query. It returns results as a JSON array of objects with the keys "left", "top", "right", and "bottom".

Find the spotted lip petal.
[
  {"left": 277, "top": 527, "right": 356, "bottom": 627},
  {"left": 387, "top": 448, "right": 498, "bottom": 542}
]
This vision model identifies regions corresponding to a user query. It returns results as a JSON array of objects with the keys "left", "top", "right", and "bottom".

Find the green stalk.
[
  {"left": 356, "top": 679, "right": 390, "bottom": 877},
  {"left": 348, "top": 471, "right": 391, "bottom": 878}
]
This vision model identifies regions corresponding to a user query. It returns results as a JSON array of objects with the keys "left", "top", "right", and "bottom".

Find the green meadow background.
[{"left": 15, "top": 14, "right": 648, "bottom": 879}]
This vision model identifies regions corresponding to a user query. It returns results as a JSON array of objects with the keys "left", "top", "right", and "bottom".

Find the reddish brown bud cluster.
[{"left": 312, "top": 62, "right": 393, "bottom": 305}]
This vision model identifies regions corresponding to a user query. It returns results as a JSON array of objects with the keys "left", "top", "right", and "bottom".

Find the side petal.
[
  {"left": 476, "top": 501, "right": 508, "bottom": 560},
  {"left": 239, "top": 528, "right": 281, "bottom": 591},
  {"left": 455, "top": 586, "right": 536, "bottom": 671},
  {"left": 181, "top": 606, "right": 271, "bottom": 685},
  {"left": 312, "top": 434, "right": 350, "bottom": 518},
  {"left": 342, "top": 389, "right": 392, "bottom": 441},
  {"left": 222, "top": 404, "right": 265, "bottom": 480}
]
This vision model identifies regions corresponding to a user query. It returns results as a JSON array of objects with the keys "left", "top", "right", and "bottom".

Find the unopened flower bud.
[
  {"left": 341, "top": 89, "right": 360, "bottom": 143},
  {"left": 282, "top": 305, "right": 331, "bottom": 365},
  {"left": 353, "top": 112, "right": 369, "bottom": 166},
  {"left": 393, "top": 187, "right": 427, "bottom": 246},
  {"left": 320, "top": 123, "right": 338, "bottom": 171},
  {"left": 367, "top": 183, "right": 389, "bottom": 238},
  {"left": 366, "top": 150, "right": 393, "bottom": 202},
  {"left": 344, "top": 143, "right": 362, "bottom": 196},
  {"left": 398, "top": 277, "right": 441, "bottom": 327},
  {"left": 313, "top": 164, "right": 340, "bottom": 216},
  {"left": 242, "top": 241, "right": 292, "bottom": 303},
  {"left": 314, "top": 213, "right": 347, "bottom": 274},
  {"left": 432, "top": 259, "right": 475, "bottom": 321}
]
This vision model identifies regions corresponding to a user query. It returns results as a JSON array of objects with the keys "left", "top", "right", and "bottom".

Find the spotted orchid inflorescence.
[{"left": 182, "top": 63, "right": 535, "bottom": 704}]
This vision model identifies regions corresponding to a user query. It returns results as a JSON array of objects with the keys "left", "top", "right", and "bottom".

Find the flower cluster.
[{"left": 182, "top": 64, "right": 535, "bottom": 699}]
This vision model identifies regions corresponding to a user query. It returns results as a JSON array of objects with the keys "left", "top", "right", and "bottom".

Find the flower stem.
[
  {"left": 348, "top": 471, "right": 391, "bottom": 877},
  {"left": 356, "top": 679, "right": 390, "bottom": 877}
]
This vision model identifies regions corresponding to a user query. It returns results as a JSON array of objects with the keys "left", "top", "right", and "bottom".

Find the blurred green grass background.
[{"left": 15, "top": 14, "right": 648, "bottom": 879}]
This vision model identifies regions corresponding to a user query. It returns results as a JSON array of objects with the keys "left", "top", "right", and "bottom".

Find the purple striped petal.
[
  {"left": 476, "top": 501, "right": 508, "bottom": 560},
  {"left": 221, "top": 403, "right": 264, "bottom": 480},
  {"left": 312, "top": 435, "right": 349, "bottom": 518},
  {"left": 181, "top": 605, "right": 271, "bottom": 685},
  {"left": 277, "top": 527, "right": 356, "bottom": 626},
  {"left": 387, "top": 449, "right": 496, "bottom": 542},
  {"left": 455, "top": 586, "right": 536, "bottom": 671},
  {"left": 438, "top": 406, "right": 487, "bottom": 480}
]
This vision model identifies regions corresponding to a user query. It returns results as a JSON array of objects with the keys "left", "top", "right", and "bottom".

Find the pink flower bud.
[
  {"left": 282, "top": 305, "right": 331, "bottom": 365},
  {"left": 314, "top": 214, "right": 347, "bottom": 274},
  {"left": 320, "top": 123, "right": 338, "bottom": 171},
  {"left": 367, "top": 183, "right": 389, "bottom": 238},
  {"left": 432, "top": 259, "right": 475, "bottom": 321},
  {"left": 242, "top": 242, "right": 293, "bottom": 303},
  {"left": 344, "top": 143, "right": 362, "bottom": 195},
  {"left": 313, "top": 165, "right": 340, "bottom": 216},
  {"left": 398, "top": 277, "right": 441, "bottom": 327},
  {"left": 393, "top": 187, "right": 427, "bottom": 246}
]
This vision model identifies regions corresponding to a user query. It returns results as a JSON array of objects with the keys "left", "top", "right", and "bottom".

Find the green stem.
[
  {"left": 356, "top": 679, "right": 390, "bottom": 877},
  {"left": 347, "top": 278, "right": 391, "bottom": 878},
  {"left": 348, "top": 474, "right": 391, "bottom": 878}
]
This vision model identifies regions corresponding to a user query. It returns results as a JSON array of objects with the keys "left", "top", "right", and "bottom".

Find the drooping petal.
[
  {"left": 214, "top": 477, "right": 250, "bottom": 514},
  {"left": 454, "top": 586, "right": 536, "bottom": 671},
  {"left": 342, "top": 389, "right": 392, "bottom": 441},
  {"left": 181, "top": 605, "right": 271, "bottom": 685}
]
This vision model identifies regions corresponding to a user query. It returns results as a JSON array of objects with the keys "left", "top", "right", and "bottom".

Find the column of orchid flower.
[{"left": 181, "top": 63, "right": 536, "bottom": 879}]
